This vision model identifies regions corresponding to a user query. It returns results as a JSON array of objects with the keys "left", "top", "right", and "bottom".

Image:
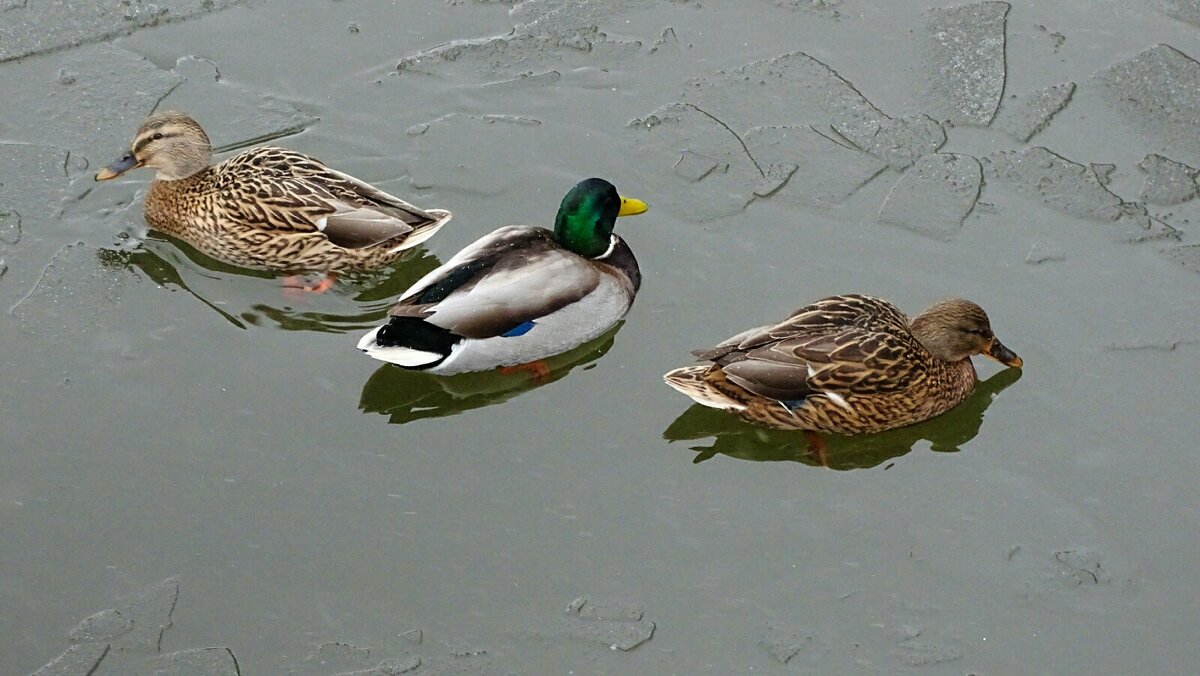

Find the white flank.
[
  {"left": 806, "top": 364, "right": 817, "bottom": 378},
  {"left": 823, "top": 391, "right": 853, "bottom": 412},
  {"left": 315, "top": 216, "right": 328, "bottom": 231}
]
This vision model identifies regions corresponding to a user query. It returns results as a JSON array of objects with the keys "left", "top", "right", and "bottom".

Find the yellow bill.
[{"left": 618, "top": 196, "right": 649, "bottom": 217}]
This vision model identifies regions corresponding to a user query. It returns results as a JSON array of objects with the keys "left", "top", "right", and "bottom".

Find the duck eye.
[{"left": 152, "top": 132, "right": 164, "bottom": 141}]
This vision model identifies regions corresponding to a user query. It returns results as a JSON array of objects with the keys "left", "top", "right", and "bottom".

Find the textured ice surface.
[
  {"left": 10, "top": 243, "right": 128, "bottom": 341},
  {"left": 0, "top": 0, "right": 242, "bottom": 62},
  {"left": 758, "top": 0, "right": 845, "bottom": 16},
  {"left": 628, "top": 103, "right": 764, "bottom": 220},
  {"left": 1100, "top": 44, "right": 1200, "bottom": 165},
  {"left": 287, "top": 642, "right": 379, "bottom": 675},
  {"left": 106, "top": 576, "right": 180, "bottom": 651},
  {"left": 879, "top": 153, "right": 982, "bottom": 239},
  {"left": 1149, "top": 0, "right": 1200, "bottom": 26},
  {"left": 0, "top": 144, "right": 74, "bottom": 230},
  {"left": 31, "top": 644, "right": 110, "bottom": 676},
  {"left": 923, "top": 2, "right": 1010, "bottom": 125},
  {"left": 396, "top": 28, "right": 639, "bottom": 77},
  {"left": 69, "top": 610, "right": 134, "bottom": 642},
  {"left": 398, "top": 0, "right": 662, "bottom": 79},
  {"left": 0, "top": 43, "right": 180, "bottom": 157},
  {"left": 559, "top": 597, "right": 656, "bottom": 651},
  {"left": 893, "top": 639, "right": 964, "bottom": 667},
  {"left": 95, "top": 648, "right": 240, "bottom": 676},
  {"left": 994, "top": 82, "right": 1075, "bottom": 142},
  {"left": 29, "top": 578, "right": 184, "bottom": 675},
  {"left": 981, "top": 148, "right": 1124, "bottom": 221},
  {"left": 744, "top": 125, "right": 887, "bottom": 206},
  {"left": 407, "top": 113, "right": 548, "bottom": 196},
  {"left": 681, "top": 52, "right": 942, "bottom": 170},
  {"left": 1138, "top": 153, "right": 1198, "bottom": 205},
  {"left": 758, "top": 622, "right": 814, "bottom": 664},
  {"left": 681, "top": 51, "right": 888, "bottom": 150},
  {"left": 859, "top": 115, "right": 946, "bottom": 171},
  {"left": 1164, "top": 244, "right": 1200, "bottom": 274},
  {"left": 158, "top": 57, "right": 317, "bottom": 152},
  {"left": 0, "top": 46, "right": 312, "bottom": 168},
  {"left": 512, "top": 0, "right": 686, "bottom": 36}
]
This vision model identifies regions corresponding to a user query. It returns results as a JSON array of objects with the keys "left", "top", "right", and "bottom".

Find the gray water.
[{"left": 3, "top": 1, "right": 1200, "bottom": 673}]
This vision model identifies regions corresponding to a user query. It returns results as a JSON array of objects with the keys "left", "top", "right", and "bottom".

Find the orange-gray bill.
[
  {"left": 984, "top": 338, "right": 1022, "bottom": 368},
  {"left": 94, "top": 152, "right": 141, "bottom": 181}
]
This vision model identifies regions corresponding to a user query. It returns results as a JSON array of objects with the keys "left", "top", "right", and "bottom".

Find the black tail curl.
[{"left": 373, "top": 316, "right": 459, "bottom": 361}]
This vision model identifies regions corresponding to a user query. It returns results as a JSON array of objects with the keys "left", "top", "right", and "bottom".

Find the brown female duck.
[
  {"left": 663, "top": 295, "right": 1022, "bottom": 435},
  {"left": 95, "top": 111, "right": 452, "bottom": 279}
]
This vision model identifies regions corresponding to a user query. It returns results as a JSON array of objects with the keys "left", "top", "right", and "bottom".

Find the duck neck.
[{"left": 554, "top": 214, "right": 611, "bottom": 258}]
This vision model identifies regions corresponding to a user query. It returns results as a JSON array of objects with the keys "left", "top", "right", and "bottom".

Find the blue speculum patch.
[{"left": 501, "top": 320, "right": 536, "bottom": 337}]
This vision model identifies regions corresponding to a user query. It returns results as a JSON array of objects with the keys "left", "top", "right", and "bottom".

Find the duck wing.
[
  {"left": 694, "top": 294, "right": 926, "bottom": 401},
  {"left": 219, "top": 148, "right": 450, "bottom": 248},
  {"left": 388, "top": 226, "right": 602, "bottom": 339}
]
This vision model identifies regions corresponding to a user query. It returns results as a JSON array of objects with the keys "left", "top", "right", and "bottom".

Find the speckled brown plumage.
[
  {"left": 97, "top": 111, "right": 452, "bottom": 272},
  {"left": 663, "top": 294, "right": 1022, "bottom": 434}
]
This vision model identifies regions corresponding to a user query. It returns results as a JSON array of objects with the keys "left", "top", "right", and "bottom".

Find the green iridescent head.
[{"left": 553, "top": 178, "right": 648, "bottom": 258}]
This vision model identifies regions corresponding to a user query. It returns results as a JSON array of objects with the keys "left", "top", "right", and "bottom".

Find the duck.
[
  {"left": 357, "top": 178, "right": 647, "bottom": 375},
  {"left": 94, "top": 111, "right": 452, "bottom": 280},
  {"left": 663, "top": 294, "right": 1022, "bottom": 435}
]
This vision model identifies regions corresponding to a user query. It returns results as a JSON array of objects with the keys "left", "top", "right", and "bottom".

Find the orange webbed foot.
[
  {"left": 500, "top": 360, "right": 552, "bottom": 381},
  {"left": 281, "top": 274, "right": 336, "bottom": 294},
  {"left": 804, "top": 430, "right": 830, "bottom": 468}
]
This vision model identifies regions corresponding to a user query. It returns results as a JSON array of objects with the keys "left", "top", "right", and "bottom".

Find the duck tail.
[
  {"left": 663, "top": 366, "right": 747, "bottom": 411},
  {"left": 389, "top": 208, "right": 453, "bottom": 253},
  {"left": 357, "top": 316, "right": 456, "bottom": 368}
]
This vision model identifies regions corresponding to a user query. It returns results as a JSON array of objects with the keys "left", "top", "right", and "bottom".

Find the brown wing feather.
[
  {"left": 215, "top": 148, "right": 438, "bottom": 246},
  {"left": 696, "top": 294, "right": 929, "bottom": 401}
]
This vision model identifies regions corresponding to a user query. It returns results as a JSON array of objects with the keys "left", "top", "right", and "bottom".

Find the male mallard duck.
[
  {"left": 357, "top": 178, "right": 647, "bottom": 374},
  {"left": 663, "top": 295, "right": 1022, "bottom": 435},
  {"left": 94, "top": 111, "right": 452, "bottom": 277}
]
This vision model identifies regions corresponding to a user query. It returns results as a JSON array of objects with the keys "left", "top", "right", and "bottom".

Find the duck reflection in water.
[
  {"left": 110, "top": 233, "right": 442, "bottom": 333},
  {"left": 358, "top": 325, "right": 621, "bottom": 425},
  {"left": 663, "top": 368, "right": 1022, "bottom": 471}
]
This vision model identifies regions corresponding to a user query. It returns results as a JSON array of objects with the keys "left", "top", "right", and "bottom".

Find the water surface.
[{"left": 3, "top": 1, "right": 1200, "bottom": 673}]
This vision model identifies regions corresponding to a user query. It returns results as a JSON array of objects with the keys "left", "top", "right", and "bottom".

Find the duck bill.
[
  {"left": 94, "top": 152, "right": 142, "bottom": 181},
  {"left": 984, "top": 338, "right": 1023, "bottom": 369},
  {"left": 618, "top": 196, "right": 649, "bottom": 217}
]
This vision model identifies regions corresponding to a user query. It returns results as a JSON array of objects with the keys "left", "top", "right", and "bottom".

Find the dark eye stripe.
[{"left": 132, "top": 131, "right": 172, "bottom": 154}]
